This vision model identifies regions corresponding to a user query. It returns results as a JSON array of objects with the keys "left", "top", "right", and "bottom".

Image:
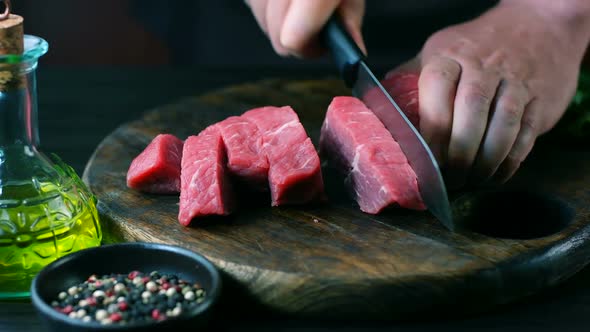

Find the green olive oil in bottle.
[{"left": 0, "top": 33, "right": 102, "bottom": 299}]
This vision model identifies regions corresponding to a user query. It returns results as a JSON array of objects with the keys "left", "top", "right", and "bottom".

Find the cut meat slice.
[
  {"left": 242, "top": 106, "right": 325, "bottom": 206},
  {"left": 381, "top": 72, "right": 421, "bottom": 128},
  {"left": 319, "top": 96, "right": 425, "bottom": 214},
  {"left": 383, "top": 71, "right": 419, "bottom": 94},
  {"left": 389, "top": 89, "right": 419, "bottom": 127},
  {"left": 178, "top": 126, "right": 235, "bottom": 226},
  {"left": 126, "top": 134, "right": 184, "bottom": 194},
  {"left": 216, "top": 116, "right": 269, "bottom": 189}
]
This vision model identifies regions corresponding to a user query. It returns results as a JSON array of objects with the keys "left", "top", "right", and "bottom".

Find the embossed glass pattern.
[{"left": 0, "top": 35, "right": 102, "bottom": 299}]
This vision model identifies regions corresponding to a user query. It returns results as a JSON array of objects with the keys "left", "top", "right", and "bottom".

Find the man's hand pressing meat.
[
  {"left": 397, "top": 0, "right": 590, "bottom": 188},
  {"left": 246, "top": 0, "right": 590, "bottom": 188}
]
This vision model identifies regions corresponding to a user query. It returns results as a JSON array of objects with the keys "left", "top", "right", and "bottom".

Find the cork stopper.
[
  {"left": 0, "top": 14, "right": 24, "bottom": 55},
  {"left": 0, "top": 1, "right": 24, "bottom": 91}
]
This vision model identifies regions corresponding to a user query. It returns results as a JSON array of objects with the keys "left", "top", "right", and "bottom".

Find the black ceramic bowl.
[{"left": 31, "top": 242, "right": 221, "bottom": 332}]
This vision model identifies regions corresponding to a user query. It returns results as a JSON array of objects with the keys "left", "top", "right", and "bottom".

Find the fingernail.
[
  {"left": 358, "top": 39, "right": 368, "bottom": 56},
  {"left": 348, "top": 29, "right": 367, "bottom": 56}
]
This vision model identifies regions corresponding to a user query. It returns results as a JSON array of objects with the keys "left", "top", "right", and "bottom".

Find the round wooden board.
[{"left": 83, "top": 79, "right": 590, "bottom": 319}]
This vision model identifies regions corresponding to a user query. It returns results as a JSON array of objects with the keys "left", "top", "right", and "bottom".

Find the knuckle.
[
  {"left": 463, "top": 82, "right": 492, "bottom": 113},
  {"left": 520, "top": 115, "right": 538, "bottom": 133},
  {"left": 498, "top": 99, "right": 523, "bottom": 126},
  {"left": 422, "top": 60, "right": 460, "bottom": 84}
]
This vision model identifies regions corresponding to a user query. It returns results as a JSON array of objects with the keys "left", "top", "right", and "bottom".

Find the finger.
[
  {"left": 266, "top": 0, "right": 291, "bottom": 56},
  {"left": 446, "top": 63, "right": 501, "bottom": 187},
  {"left": 417, "top": 56, "right": 461, "bottom": 166},
  {"left": 493, "top": 98, "right": 541, "bottom": 183},
  {"left": 280, "top": 0, "right": 341, "bottom": 58},
  {"left": 246, "top": 0, "right": 270, "bottom": 36},
  {"left": 471, "top": 80, "right": 529, "bottom": 182},
  {"left": 338, "top": 0, "right": 367, "bottom": 55}
]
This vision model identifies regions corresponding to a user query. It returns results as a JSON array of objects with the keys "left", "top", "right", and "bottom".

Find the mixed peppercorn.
[{"left": 50, "top": 271, "right": 206, "bottom": 325}]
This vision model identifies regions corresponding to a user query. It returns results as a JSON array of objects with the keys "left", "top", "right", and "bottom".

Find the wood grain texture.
[{"left": 83, "top": 79, "right": 590, "bottom": 320}]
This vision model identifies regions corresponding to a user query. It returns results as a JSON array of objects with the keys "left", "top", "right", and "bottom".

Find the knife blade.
[{"left": 321, "top": 15, "right": 454, "bottom": 231}]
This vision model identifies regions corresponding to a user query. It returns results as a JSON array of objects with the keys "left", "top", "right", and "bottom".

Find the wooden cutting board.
[{"left": 83, "top": 79, "right": 590, "bottom": 320}]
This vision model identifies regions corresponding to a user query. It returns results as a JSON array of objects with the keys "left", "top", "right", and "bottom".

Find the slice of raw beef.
[
  {"left": 178, "top": 125, "right": 235, "bottom": 226},
  {"left": 381, "top": 72, "right": 420, "bottom": 127},
  {"left": 126, "top": 134, "right": 184, "bottom": 194},
  {"left": 216, "top": 116, "right": 269, "bottom": 189},
  {"left": 242, "top": 106, "right": 325, "bottom": 206},
  {"left": 319, "top": 96, "right": 425, "bottom": 214}
]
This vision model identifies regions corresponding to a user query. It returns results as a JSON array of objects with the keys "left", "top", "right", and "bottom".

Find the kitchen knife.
[{"left": 321, "top": 15, "right": 454, "bottom": 231}]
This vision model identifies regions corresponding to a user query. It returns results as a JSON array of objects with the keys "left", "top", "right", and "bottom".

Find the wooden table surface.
[{"left": 1, "top": 66, "right": 589, "bottom": 332}]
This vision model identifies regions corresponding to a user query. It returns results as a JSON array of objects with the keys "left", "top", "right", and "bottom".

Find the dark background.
[
  {"left": 12, "top": 0, "right": 501, "bottom": 70},
  {"left": 2, "top": 2, "right": 590, "bottom": 331}
]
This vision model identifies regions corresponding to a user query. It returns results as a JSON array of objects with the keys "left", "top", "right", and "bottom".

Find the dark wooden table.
[{"left": 1, "top": 67, "right": 589, "bottom": 332}]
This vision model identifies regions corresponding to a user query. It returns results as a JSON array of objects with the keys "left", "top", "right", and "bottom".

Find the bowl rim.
[{"left": 30, "top": 242, "right": 222, "bottom": 330}]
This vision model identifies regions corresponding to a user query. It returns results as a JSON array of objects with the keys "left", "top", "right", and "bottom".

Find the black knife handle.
[{"left": 320, "top": 14, "right": 365, "bottom": 88}]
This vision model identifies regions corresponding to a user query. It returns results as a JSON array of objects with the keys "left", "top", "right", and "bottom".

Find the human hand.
[
  {"left": 245, "top": 0, "right": 366, "bottom": 58},
  {"left": 391, "top": 0, "right": 590, "bottom": 188}
]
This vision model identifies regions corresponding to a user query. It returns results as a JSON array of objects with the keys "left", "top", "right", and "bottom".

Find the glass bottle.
[{"left": 0, "top": 35, "right": 102, "bottom": 299}]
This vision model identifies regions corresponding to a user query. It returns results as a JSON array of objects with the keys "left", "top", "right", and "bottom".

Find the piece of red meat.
[
  {"left": 126, "top": 134, "right": 184, "bottom": 194},
  {"left": 216, "top": 116, "right": 269, "bottom": 190},
  {"left": 242, "top": 106, "right": 325, "bottom": 206},
  {"left": 178, "top": 126, "right": 235, "bottom": 226},
  {"left": 319, "top": 96, "right": 425, "bottom": 213},
  {"left": 381, "top": 72, "right": 420, "bottom": 128}
]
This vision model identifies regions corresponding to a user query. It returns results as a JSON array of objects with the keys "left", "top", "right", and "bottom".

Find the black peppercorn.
[{"left": 49, "top": 271, "right": 207, "bottom": 325}]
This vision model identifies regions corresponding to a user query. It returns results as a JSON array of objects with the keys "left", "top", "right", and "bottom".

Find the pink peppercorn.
[
  {"left": 118, "top": 302, "right": 128, "bottom": 311},
  {"left": 110, "top": 313, "right": 122, "bottom": 322},
  {"left": 151, "top": 309, "right": 164, "bottom": 321}
]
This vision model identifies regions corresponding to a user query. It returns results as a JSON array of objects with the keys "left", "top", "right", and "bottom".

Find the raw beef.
[
  {"left": 242, "top": 106, "right": 325, "bottom": 206},
  {"left": 126, "top": 134, "right": 184, "bottom": 194},
  {"left": 381, "top": 72, "right": 420, "bottom": 127},
  {"left": 178, "top": 126, "right": 235, "bottom": 226},
  {"left": 319, "top": 96, "right": 425, "bottom": 213},
  {"left": 216, "top": 116, "right": 269, "bottom": 189}
]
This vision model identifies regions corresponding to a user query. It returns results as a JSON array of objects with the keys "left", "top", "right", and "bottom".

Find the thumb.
[{"left": 280, "top": 0, "right": 341, "bottom": 58}]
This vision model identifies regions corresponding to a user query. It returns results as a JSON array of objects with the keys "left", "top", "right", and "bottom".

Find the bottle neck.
[{"left": 0, "top": 64, "right": 39, "bottom": 147}]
